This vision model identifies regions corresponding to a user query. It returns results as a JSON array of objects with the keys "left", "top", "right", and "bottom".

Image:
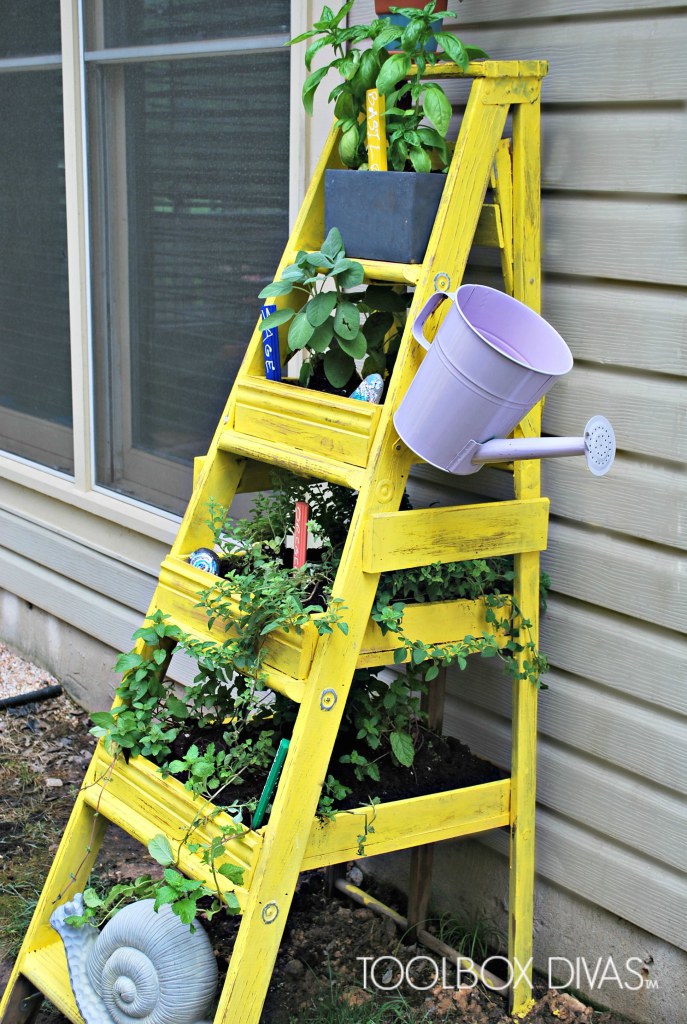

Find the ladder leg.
[
  {"left": 508, "top": 87, "right": 543, "bottom": 1015},
  {"left": 0, "top": 786, "right": 108, "bottom": 1021}
]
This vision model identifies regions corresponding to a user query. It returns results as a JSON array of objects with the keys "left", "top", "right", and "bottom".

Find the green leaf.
[
  {"left": 173, "top": 897, "right": 199, "bottom": 926},
  {"left": 422, "top": 84, "right": 452, "bottom": 137},
  {"left": 408, "top": 145, "right": 432, "bottom": 173},
  {"left": 305, "top": 291, "right": 337, "bottom": 327},
  {"left": 288, "top": 309, "right": 316, "bottom": 350},
  {"left": 302, "top": 66, "right": 330, "bottom": 116},
  {"left": 218, "top": 863, "right": 245, "bottom": 885},
  {"left": 324, "top": 347, "right": 355, "bottom": 388},
  {"left": 376, "top": 53, "right": 411, "bottom": 96},
  {"left": 225, "top": 891, "right": 241, "bottom": 913},
  {"left": 363, "top": 285, "right": 408, "bottom": 313},
  {"left": 434, "top": 31, "right": 469, "bottom": 71},
  {"left": 148, "top": 833, "right": 174, "bottom": 866},
  {"left": 321, "top": 227, "right": 345, "bottom": 261},
  {"left": 372, "top": 25, "right": 400, "bottom": 54},
  {"left": 258, "top": 280, "right": 293, "bottom": 299},
  {"left": 304, "top": 35, "right": 332, "bottom": 72},
  {"left": 390, "top": 730, "right": 415, "bottom": 768},
  {"left": 82, "top": 887, "right": 104, "bottom": 909},
  {"left": 465, "top": 44, "right": 490, "bottom": 62},
  {"left": 166, "top": 695, "right": 189, "bottom": 719},
  {"left": 115, "top": 652, "right": 144, "bottom": 675},
  {"left": 90, "top": 711, "right": 116, "bottom": 730},
  {"left": 336, "top": 330, "right": 367, "bottom": 360},
  {"left": 333, "top": 300, "right": 360, "bottom": 341},
  {"left": 307, "top": 320, "right": 334, "bottom": 353},
  {"left": 259, "top": 307, "right": 294, "bottom": 332},
  {"left": 332, "top": 258, "right": 365, "bottom": 289}
]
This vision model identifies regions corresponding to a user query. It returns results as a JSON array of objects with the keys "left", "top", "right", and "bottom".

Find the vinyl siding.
[{"left": 351, "top": 0, "right": 687, "bottom": 952}]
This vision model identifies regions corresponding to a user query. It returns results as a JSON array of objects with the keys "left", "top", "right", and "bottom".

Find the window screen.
[{"left": 88, "top": 15, "right": 290, "bottom": 513}]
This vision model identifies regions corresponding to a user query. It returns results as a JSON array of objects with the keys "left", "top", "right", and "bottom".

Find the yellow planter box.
[
  {"left": 232, "top": 376, "right": 382, "bottom": 469},
  {"left": 158, "top": 555, "right": 510, "bottom": 686},
  {"left": 84, "top": 744, "right": 511, "bottom": 913}
]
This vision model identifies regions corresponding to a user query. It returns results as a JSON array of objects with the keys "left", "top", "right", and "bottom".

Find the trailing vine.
[{"left": 83, "top": 473, "right": 548, "bottom": 928}]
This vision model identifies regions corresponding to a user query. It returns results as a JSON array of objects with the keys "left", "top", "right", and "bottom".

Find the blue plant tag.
[{"left": 260, "top": 304, "right": 282, "bottom": 382}]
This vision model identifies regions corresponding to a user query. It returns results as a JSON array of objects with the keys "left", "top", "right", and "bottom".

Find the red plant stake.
[{"left": 292, "top": 501, "right": 309, "bottom": 569}]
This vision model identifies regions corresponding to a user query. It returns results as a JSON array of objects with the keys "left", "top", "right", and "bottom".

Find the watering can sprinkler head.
[{"left": 463, "top": 415, "right": 616, "bottom": 476}]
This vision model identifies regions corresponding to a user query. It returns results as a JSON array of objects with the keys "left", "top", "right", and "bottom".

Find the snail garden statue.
[{"left": 50, "top": 895, "right": 218, "bottom": 1024}]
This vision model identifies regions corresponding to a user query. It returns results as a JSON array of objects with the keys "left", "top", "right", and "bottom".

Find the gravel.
[{"left": 0, "top": 642, "right": 60, "bottom": 701}]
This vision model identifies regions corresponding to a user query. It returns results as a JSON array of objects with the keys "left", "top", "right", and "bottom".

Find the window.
[
  {"left": 0, "top": 0, "right": 292, "bottom": 517},
  {"left": 0, "top": 1, "right": 72, "bottom": 473},
  {"left": 86, "top": 3, "right": 291, "bottom": 514}
]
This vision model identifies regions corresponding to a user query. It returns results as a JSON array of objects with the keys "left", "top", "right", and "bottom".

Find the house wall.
[
  {"left": 348, "top": 2, "right": 686, "bottom": 1020},
  {"left": 1, "top": 2, "right": 685, "bottom": 1020}
]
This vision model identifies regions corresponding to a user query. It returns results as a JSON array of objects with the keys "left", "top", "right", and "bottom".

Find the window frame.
[{"left": 0, "top": 0, "right": 309, "bottom": 540}]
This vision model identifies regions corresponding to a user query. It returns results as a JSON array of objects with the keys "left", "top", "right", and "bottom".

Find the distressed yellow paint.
[
  {"left": 2, "top": 60, "right": 549, "bottom": 1024},
  {"left": 302, "top": 779, "right": 511, "bottom": 867},
  {"left": 363, "top": 498, "right": 549, "bottom": 573},
  {"left": 234, "top": 375, "right": 381, "bottom": 468}
]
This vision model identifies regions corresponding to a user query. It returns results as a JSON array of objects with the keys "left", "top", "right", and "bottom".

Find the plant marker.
[
  {"left": 293, "top": 501, "right": 309, "bottom": 569},
  {"left": 252, "top": 738, "right": 290, "bottom": 829},
  {"left": 260, "top": 303, "right": 282, "bottom": 381},
  {"left": 366, "top": 89, "right": 387, "bottom": 171}
]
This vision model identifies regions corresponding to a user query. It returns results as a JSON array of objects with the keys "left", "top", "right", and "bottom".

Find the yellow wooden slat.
[
  {"left": 157, "top": 556, "right": 319, "bottom": 686},
  {"left": 302, "top": 779, "right": 511, "bottom": 868},
  {"left": 83, "top": 747, "right": 259, "bottom": 909},
  {"left": 473, "top": 203, "right": 504, "bottom": 249},
  {"left": 233, "top": 376, "right": 382, "bottom": 469},
  {"left": 362, "top": 498, "right": 549, "bottom": 573},
  {"left": 357, "top": 596, "right": 512, "bottom": 667},
  {"left": 217, "top": 428, "right": 366, "bottom": 491}
]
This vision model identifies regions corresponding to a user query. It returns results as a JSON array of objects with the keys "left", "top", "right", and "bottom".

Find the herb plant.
[
  {"left": 259, "top": 227, "right": 407, "bottom": 389},
  {"left": 291, "top": 1, "right": 489, "bottom": 172},
  {"left": 85, "top": 474, "right": 547, "bottom": 930}
]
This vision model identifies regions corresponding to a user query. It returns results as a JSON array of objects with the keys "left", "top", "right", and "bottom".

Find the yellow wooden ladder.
[{"left": 1, "top": 59, "right": 548, "bottom": 1024}]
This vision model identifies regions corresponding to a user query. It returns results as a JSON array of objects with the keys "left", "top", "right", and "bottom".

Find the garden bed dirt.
[{"left": 0, "top": 644, "right": 633, "bottom": 1024}]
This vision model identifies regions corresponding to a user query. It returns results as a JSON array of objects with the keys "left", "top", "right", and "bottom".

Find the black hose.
[{"left": 0, "top": 684, "right": 63, "bottom": 710}]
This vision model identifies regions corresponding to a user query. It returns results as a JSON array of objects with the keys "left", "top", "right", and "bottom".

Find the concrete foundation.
[{"left": 0, "top": 590, "right": 119, "bottom": 711}]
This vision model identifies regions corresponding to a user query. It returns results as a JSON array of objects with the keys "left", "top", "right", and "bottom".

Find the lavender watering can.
[{"left": 394, "top": 284, "right": 615, "bottom": 476}]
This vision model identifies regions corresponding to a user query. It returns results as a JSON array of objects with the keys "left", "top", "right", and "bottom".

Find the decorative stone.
[{"left": 349, "top": 374, "right": 384, "bottom": 404}]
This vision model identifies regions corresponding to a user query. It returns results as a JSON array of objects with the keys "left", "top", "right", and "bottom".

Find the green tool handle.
[{"left": 251, "top": 738, "right": 290, "bottom": 829}]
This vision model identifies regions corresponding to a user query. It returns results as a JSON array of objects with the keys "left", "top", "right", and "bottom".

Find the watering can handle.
[{"left": 412, "top": 290, "right": 457, "bottom": 351}]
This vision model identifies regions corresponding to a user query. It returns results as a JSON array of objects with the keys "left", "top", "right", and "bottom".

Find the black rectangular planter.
[{"left": 324, "top": 169, "right": 447, "bottom": 264}]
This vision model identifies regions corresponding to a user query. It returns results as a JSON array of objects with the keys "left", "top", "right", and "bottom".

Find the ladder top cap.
[{"left": 416, "top": 59, "right": 549, "bottom": 80}]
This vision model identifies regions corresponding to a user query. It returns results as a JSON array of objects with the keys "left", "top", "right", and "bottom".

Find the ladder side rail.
[{"left": 508, "top": 84, "right": 544, "bottom": 1017}]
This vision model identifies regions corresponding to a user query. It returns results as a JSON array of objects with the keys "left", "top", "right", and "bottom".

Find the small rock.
[
  {"left": 45, "top": 777, "right": 63, "bottom": 788},
  {"left": 352, "top": 908, "right": 374, "bottom": 921},
  {"left": 340, "top": 985, "right": 373, "bottom": 1007},
  {"left": 283, "top": 959, "right": 305, "bottom": 978},
  {"left": 348, "top": 865, "right": 364, "bottom": 886}
]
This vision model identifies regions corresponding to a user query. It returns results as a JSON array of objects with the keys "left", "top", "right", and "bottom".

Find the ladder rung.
[
  {"left": 218, "top": 428, "right": 366, "bottom": 490},
  {"left": 363, "top": 498, "right": 550, "bottom": 573}
]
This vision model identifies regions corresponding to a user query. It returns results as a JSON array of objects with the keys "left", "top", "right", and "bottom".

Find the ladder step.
[
  {"left": 84, "top": 746, "right": 257, "bottom": 911},
  {"left": 21, "top": 929, "right": 82, "bottom": 1024},
  {"left": 85, "top": 744, "right": 510, "bottom": 879},
  {"left": 157, "top": 556, "right": 314, "bottom": 700},
  {"left": 218, "top": 428, "right": 366, "bottom": 491},
  {"left": 232, "top": 376, "right": 381, "bottom": 474}
]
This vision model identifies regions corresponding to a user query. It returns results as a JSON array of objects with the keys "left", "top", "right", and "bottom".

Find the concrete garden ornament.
[{"left": 50, "top": 895, "right": 218, "bottom": 1024}]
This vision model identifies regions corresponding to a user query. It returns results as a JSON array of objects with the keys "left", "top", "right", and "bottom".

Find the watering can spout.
[{"left": 470, "top": 416, "right": 616, "bottom": 476}]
